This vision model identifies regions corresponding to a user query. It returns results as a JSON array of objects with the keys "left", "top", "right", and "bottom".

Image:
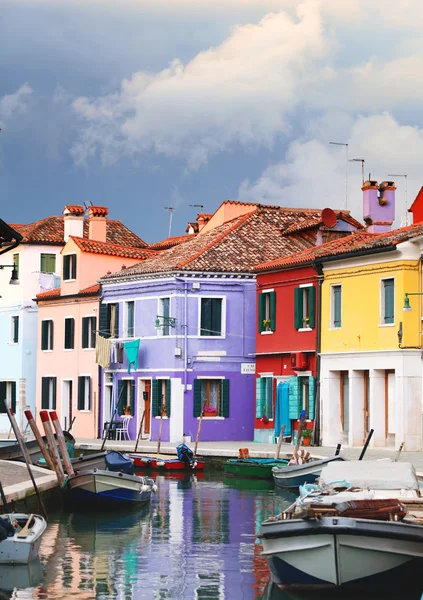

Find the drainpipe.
[{"left": 312, "top": 261, "right": 323, "bottom": 446}]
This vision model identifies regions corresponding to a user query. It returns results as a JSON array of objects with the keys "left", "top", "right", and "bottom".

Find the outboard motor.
[{"left": 176, "top": 444, "right": 197, "bottom": 468}]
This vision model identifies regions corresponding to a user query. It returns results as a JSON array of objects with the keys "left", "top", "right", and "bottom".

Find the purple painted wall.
[{"left": 100, "top": 274, "right": 257, "bottom": 442}]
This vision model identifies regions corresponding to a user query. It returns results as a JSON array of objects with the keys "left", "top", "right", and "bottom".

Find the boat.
[
  {"left": 130, "top": 443, "right": 205, "bottom": 471},
  {"left": 105, "top": 450, "right": 134, "bottom": 475},
  {"left": 223, "top": 458, "right": 289, "bottom": 480},
  {"left": 0, "top": 514, "right": 47, "bottom": 564},
  {"left": 0, "top": 559, "right": 43, "bottom": 590},
  {"left": 0, "top": 430, "right": 75, "bottom": 464},
  {"left": 66, "top": 469, "right": 157, "bottom": 505},
  {"left": 272, "top": 455, "right": 345, "bottom": 490},
  {"left": 261, "top": 460, "right": 423, "bottom": 591},
  {"left": 36, "top": 450, "right": 106, "bottom": 472}
]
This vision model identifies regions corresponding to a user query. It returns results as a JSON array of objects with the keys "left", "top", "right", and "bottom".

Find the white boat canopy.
[{"left": 319, "top": 460, "right": 419, "bottom": 491}]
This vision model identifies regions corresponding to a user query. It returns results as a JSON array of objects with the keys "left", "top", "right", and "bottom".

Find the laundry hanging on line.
[
  {"left": 124, "top": 339, "right": 140, "bottom": 373},
  {"left": 95, "top": 333, "right": 111, "bottom": 368},
  {"left": 110, "top": 340, "right": 124, "bottom": 364}
]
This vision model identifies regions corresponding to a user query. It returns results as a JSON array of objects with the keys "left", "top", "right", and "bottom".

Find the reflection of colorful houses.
[{"left": 251, "top": 208, "right": 362, "bottom": 443}]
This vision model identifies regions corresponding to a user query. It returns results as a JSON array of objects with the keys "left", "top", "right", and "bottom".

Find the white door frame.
[{"left": 137, "top": 377, "right": 152, "bottom": 440}]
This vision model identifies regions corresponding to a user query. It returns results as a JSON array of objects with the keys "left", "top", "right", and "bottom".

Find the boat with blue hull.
[
  {"left": 67, "top": 469, "right": 156, "bottom": 505},
  {"left": 272, "top": 456, "right": 345, "bottom": 490}
]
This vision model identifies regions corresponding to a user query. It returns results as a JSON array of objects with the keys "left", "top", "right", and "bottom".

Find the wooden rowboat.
[
  {"left": 0, "top": 514, "right": 46, "bottom": 564},
  {"left": 130, "top": 455, "right": 205, "bottom": 471},
  {"left": 223, "top": 458, "right": 289, "bottom": 480}
]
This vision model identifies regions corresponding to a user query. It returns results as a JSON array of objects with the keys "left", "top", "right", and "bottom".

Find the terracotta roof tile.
[
  {"left": 36, "top": 283, "right": 100, "bottom": 301},
  {"left": 149, "top": 234, "right": 195, "bottom": 250},
  {"left": 63, "top": 205, "right": 85, "bottom": 215},
  {"left": 69, "top": 236, "right": 156, "bottom": 259},
  {"left": 36, "top": 287, "right": 61, "bottom": 299},
  {"left": 80, "top": 283, "right": 100, "bottom": 295},
  {"left": 88, "top": 206, "right": 108, "bottom": 217}
]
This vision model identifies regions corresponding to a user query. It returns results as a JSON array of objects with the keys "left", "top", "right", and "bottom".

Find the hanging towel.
[
  {"left": 39, "top": 272, "right": 55, "bottom": 291},
  {"left": 116, "top": 342, "right": 124, "bottom": 364},
  {"left": 95, "top": 333, "right": 111, "bottom": 368},
  {"left": 123, "top": 339, "right": 140, "bottom": 373}
]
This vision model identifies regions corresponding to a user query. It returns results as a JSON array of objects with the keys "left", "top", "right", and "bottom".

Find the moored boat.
[
  {"left": 223, "top": 458, "right": 288, "bottom": 480},
  {"left": 272, "top": 455, "right": 345, "bottom": 489},
  {"left": 36, "top": 450, "right": 106, "bottom": 472},
  {"left": 66, "top": 469, "right": 157, "bottom": 505},
  {"left": 261, "top": 461, "right": 423, "bottom": 591},
  {"left": 1, "top": 430, "right": 75, "bottom": 464},
  {"left": 131, "top": 455, "right": 206, "bottom": 471},
  {"left": 0, "top": 514, "right": 47, "bottom": 565},
  {"left": 105, "top": 450, "right": 134, "bottom": 475}
]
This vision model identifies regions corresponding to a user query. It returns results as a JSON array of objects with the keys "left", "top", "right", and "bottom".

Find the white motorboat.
[
  {"left": 261, "top": 461, "right": 423, "bottom": 591},
  {"left": 0, "top": 514, "right": 47, "bottom": 564},
  {"left": 67, "top": 469, "right": 157, "bottom": 505}
]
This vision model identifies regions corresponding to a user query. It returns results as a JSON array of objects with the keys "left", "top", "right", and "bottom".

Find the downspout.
[{"left": 312, "top": 260, "right": 323, "bottom": 446}]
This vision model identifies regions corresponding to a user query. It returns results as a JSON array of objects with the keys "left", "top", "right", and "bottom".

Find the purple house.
[{"left": 98, "top": 201, "right": 362, "bottom": 443}]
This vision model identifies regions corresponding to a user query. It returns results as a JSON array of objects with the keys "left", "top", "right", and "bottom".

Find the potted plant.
[
  {"left": 123, "top": 405, "right": 131, "bottom": 416},
  {"left": 303, "top": 316, "right": 310, "bottom": 328},
  {"left": 301, "top": 428, "right": 313, "bottom": 446},
  {"left": 263, "top": 319, "right": 271, "bottom": 331},
  {"left": 204, "top": 406, "right": 217, "bottom": 416}
]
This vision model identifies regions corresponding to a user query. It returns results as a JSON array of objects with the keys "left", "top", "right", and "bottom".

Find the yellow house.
[{"left": 320, "top": 227, "right": 423, "bottom": 451}]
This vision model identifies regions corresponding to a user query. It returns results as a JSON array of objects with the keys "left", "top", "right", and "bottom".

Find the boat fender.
[
  {"left": 152, "top": 484, "right": 158, "bottom": 493},
  {"left": 192, "top": 461, "right": 197, "bottom": 469},
  {"left": 157, "top": 461, "right": 165, "bottom": 467},
  {"left": 141, "top": 485, "right": 150, "bottom": 492},
  {"left": 141, "top": 458, "right": 150, "bottom": 464}
]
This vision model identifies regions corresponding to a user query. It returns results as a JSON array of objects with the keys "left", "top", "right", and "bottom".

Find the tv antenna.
[
  {"left": 349, "top": 158, "right": 365, "bottom": 184},
  {"left": 387, "top": 173, "right": 409, "bottom": 226},
  {"left": 189, "top": 204, "right": 204, "bottom": 212},
  {"left": 164, "top": 207, "right": 175, "bottom": 238}
]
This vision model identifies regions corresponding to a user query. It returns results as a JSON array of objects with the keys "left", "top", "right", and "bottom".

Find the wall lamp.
[
  {"left": 155, "top": 315, "right": 176, "bottom": 329},
  {"left": 402, "top": 292, "right": 423, "bottom": 312},
  {"left": 0, "top": 265, "right": 19, "bottom": 285}
]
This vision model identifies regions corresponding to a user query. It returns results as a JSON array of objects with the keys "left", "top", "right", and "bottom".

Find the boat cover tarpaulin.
[{"left": 319, "top": 460, "right": 419, "bottom": 491}]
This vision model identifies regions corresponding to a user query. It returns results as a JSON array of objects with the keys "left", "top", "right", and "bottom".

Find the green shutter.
[
  {"left": 12, "top": 316, "right": 19, "bottom": 344},
  {"left": 91, "top": 317, "right": 97, "bottom": 348},
  {"left": 114, "top": 303, "right": 119, "bottom": 338},
  {"left": 41, "top": 254, "right": 56, "bottom": 274},
  {"left": 258, "top": 293, "right": 266, "bottom": 333},
  {"left": 152, "top": 380, "right": 159, "bottom": 417},
  {"left": 82, "top": 317, "right": 89, "bottom": 349},
  {"left": 308, "top": 286, "right": 316, "bottom": 329},
  {"left": 288, "top": 376, "right": 302, "bottom": 419},
  {"left": 71, "top": 255, "right": 77, "bottom": 279},
  {"left": 201, "top": 298, "right": 211, "bottom": 336},
  {"left": 193, "top": 379, "right": 202, "bottom": 417},
  {"left": 41, "top": 321, "right": 48, "bottom": 350},
  {"left": 255, "top": 378, "right": 263, "bottom": 418},
  {"left": 50, "top": 321, "right": 54, "bottom": 350},
  {"left": 221, "top": 379, "right": 229, "bottom": 417},
  {"left": 384, "top": 279, "right": 394, "bottom": 324},
  {"left": 87, "top": 377, "right": 91, "bottom": 411},
  {"left": 266, "top": 377, "right": 273, "bottom": 419},
  {"left": 166, "top": 380, "right": 171, "bottom": 417},
  {"left": 63, "top": 255, "right": 70, "bottom": 280},
  {"left": 99, "top": 304, "right": 109, "bottom": 338},
  {"left": 0, "top": 382, "right": 6, "bottom": 414},
  {"left": 269, "top": 292, "right": 276, "bottom": 332},
  {"left": 41, "top": 378, "right": 49, "bottom": 409},
  {"left": 211, "top": 299, "right": 222, "bottom": 335},
  {"left": 333, "top": 286, "right": 342, "bottom": 327},
  {"left": 52, "top": 377, "right": 57, "bottom": 410},
  {"left": 13, "top": 254, "right": 19, "bottom": 279},
  {"left": 117, "top": 380, "right": 125, "bottom": 415},
  {"left": 294, "top": 288, "right": 303, "bottom": 330},
  {"left": 308, "top": 376, "right": 315, "bottom": 420},
  {"left": 130, "top": 380, "right": 135, "bottom": 415},
  {"left": 11, "top": 382, "right": 16, "bottom": 413},
  {"left": 78, "top": 376, "right": 85, "bottom": 410}
]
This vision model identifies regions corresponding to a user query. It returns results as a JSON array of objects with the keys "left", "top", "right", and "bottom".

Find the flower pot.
[{"left": 301, "top": 436, "right": 311, "bottom": 446}]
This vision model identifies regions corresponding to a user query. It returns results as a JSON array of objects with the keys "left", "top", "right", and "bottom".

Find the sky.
[{"left": 2, "top": 0, "right": 423, "bottom": 243}]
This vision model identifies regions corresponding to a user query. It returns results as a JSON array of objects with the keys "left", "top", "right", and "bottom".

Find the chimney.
[
  {"left": 362, "top": 180, "right": 396, "bottom": 233},
  {"left": 88, "top": 206, "right": 108, "bottom": 242},
  {"left": 63, "top": 205, "right": 85, "bottom": 241}
]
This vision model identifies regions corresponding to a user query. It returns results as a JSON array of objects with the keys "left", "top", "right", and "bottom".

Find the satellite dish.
[{"left": 321, "top": 208, "right": 337, "bottom": 228}]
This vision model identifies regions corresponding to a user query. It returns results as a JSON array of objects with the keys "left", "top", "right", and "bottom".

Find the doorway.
[
  {"left": 340, "top": 371, "right": 349, "bottom": 442},
  {"left": 138, "top": 379, "right": 151, "bottom": 438},
  {"left": 62, "top": 380, "right": 73, "bottom": 432},
  {"left": 363, "top": 370, "right": 370, "bottom": 442},
  {"left": 385, "top": 370, "right": 395, "bottom": 445}
]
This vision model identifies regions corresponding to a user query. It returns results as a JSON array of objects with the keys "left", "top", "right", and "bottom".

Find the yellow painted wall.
[{"left": 321, "top": 259, "right": 421, "bottom": 353}]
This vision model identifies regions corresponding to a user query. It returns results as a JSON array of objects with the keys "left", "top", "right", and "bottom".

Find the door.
[
  {"left": 62, "top": 380, "right": 73, "bottom": 431},
  {"left": 340, "top": 371, "right": 349, "bottom": 435},
  {"left": 385, "top": 370, "right": 395, "bottom": 442},
  {"left": 363, "top": 371, "right": 370, "bottom": 440},
  {"left": 138, "top": 379, "right": 151, "bottom": 436}
]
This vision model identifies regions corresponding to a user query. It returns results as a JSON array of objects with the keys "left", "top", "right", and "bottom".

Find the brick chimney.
[
  {"left": 63, "top": 205, "right": 85, "bottom": 241},
  {"left": 88, "top": 206, "right": 108, "bottom": 242},
  {"left": 363, "top": 180, "right": 396, "bottom": 233}
]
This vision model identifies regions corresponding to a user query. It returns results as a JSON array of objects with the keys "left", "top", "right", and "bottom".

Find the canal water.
[{"left": 2, "top": 470, "right": 421, "bottom": 599}]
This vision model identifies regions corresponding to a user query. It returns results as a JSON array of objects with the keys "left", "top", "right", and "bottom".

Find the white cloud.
[{"left": 0, "top": 84, "right": 33, "bottom": 126}]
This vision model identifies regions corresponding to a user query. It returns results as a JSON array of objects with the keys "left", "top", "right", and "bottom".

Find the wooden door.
[
  {"left": 144, "top": 381, "right": 151, "bottom": 435},
  {"left": 363, "top": 371, "right": 370, "bottom": 440}
]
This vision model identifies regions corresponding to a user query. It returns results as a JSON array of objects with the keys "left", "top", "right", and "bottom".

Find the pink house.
[{"left": 35, "top": 205, "right": 153, "bottom": 438}]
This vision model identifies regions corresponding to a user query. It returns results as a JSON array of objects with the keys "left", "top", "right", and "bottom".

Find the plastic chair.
[{"left": 115, "top": 416, "right": 131, "bottom": 441}]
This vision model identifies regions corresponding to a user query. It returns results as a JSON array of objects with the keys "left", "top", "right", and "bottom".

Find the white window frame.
[
  {"left": 380, "top": 277, "right": 395, "bottom": 327},
  {"left": 41, "top": 319, "right": 54, "bottom": 351},
  {"left": 10, "top": 315, "right": 19, "bottom": 345},
  {"left": 330, "top": 284, "right": 342, "bottom": 329},
  {"left": 157, "top": 296, "right": 171, "bottom": 337},
  {"left": 82, "top": 315, "right": 96, "bottom": 350},
  {"left": 124, "top": 300, "right": 135, "bottom": 338},
  {"left": 63, "top": 253, "right": 77, "bottom": 282},
  {"left": 197, "top": 295, "right": 226, "bottom": 338},
  {"left": 78, "top": 375, "right": 91, "bottom": 412}
]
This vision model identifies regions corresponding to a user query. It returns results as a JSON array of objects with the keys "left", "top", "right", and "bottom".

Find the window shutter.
[
  {"left": 52, "top": 377, "right": 57, "bottom": 410},
  {"left": 334, "top": 286, "right": 342, "bottom": 327},
  {"left": 82, "top": 317, "right": 89, "bottom": 349},
  {"left": 10, "top": 382, "right": 16, "bottom": 413},
  {"left": 294, "top": 288, "right": 303, "bottom": 330},
  {"left": 77, "top": 376, "right": 85, "bottom": 410},
  {"left": 193, "top": 379, "right": 202, "bottom": 417},
  {"left": 99, "top": 304, "right": 109, "bottom": 338},
  {"left": 266, "top": 377, "right": 274, "bottom": 419},
  {"left": 211, "top": 299, "right": 222, "bottom": 335},
  {"left": 201, "top": 298, "right": 211, "bottom": 336},
  {"left": 13, "top": 316, "right": 19, "bottom": 344},
  {"left": 114, "top": 303, "right": 119, "bottom": 338},
  {"left": 258, "top": 293, "right": 266, "bottom": 333},
  {"left": 152, "top": 380, "right": 159, "bottom": 417},
  {"left": 41, "top": 321, "right": 48, "bottom": 350},
  {"left": 41, "top": 378, "right": 49, "bottom": 410},
  {"left": 64, "top": 318, "right": 74, "bottom": 349},
  {"left": 166, "top": 379, "right": 171, "bottom": 417},
  {"left": 220, "top": 379, "right": 229, "bottom": 417},
  {"left": 130, "top": 380, "right": 135, "bottom": 416},
  {"left": 308, "top": 376, "right": 315, "bottom": 420},
  {"left": 384, "top": 280, "right": 394, "bottom": 324},
  {"left": 50, "top": 321, "right": 54, "bottom": 350},
  {"left": 308, "top": 286, "right": 316, "bottom": 329},
  {"left": 288, "top": 376, "right": 302, "bottom": 419},
  {"left": 117, "top": 380, "right": 125, "bottom": 415},
  {"left": 269, "top": 292, "right": 276, "bottom": 332},
  {"left": 0, "top": 382, "right": 6, "bottom": 413},
  {"left": 255, "top": 378, "right": 264, "bottom": 418},
  {"left": 87, "top": 377, "right": 91, "bottom": 411},
  {"left": 71, "top": 255, "right": 77, "bottom": 280},
  {"left": 63, "top": 255, "right": 70, "bottom": 280},
  {"left": 90, "top": 317, "right": 97, "bottom": 348}
]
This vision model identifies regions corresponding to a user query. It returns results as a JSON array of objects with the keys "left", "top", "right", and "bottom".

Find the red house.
[{"left": 252, "top": 208, "right": 361, "bottom": 444}]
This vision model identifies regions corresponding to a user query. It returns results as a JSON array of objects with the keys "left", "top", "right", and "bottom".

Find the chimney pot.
[
  {"left": 63, "top": 205, "right": 85, "bottom": 241},
  {"left": 88, "top": 205, "right": 108, "bottom": 242},
  {"left": 362, "top": 179, "right": 395, "bottom": 233}
]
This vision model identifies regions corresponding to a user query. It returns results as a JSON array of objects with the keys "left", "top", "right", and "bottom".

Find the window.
[
  {"left": 41, "top": 376, "right": 57, "bottom": 410},
  {"left": 99, "top": 303, "right": 119, "bottom": 338},
  {"left": 64, "top": 318, "right": 75, "bottom": 350},
  {"left": 0, "top": 381, "right": 16, "bottom": 413},
  {"left": 258, "top": 291, "right": 276, "bottom": 332},
  {"left": 381, "top": 278, "right": 394, "bottom": 324},
  {"left": 152, "top": 379, "right": 171, "bottom": 417},
  {"left": 159, "top": 297, "right": 170, "bottom": 336},
  {"left": 255, "top": 377, "right": 274, "bottom": 419},
  {"left": 294, "top": 286, "right": 315, "bottom": 330},
  {"left": 124, "top": 301, "right": 135, "bottom": 338},
  {"left": 13, "top": 254, "right": 19, "bottom": 279},
  {"left": 200, "top": 298, "right": 223, "bottom": 336},
  {"left": 117, "top": 379, "right": 135, "bottom": 416},
  {"left": 194, "top": 379, "right": 229, "bottom": 418},
  {"left": 63, "top": 254, "right": 77, "bottom": 281},
  {"left": 82, "top": 316, "right": 96, "bottom": 349},
  {"left": 41, "top": 319, "right": 54, "bottom": 350},
  {"left": 331, "top": 285, "right": 342, "bottom": 328},
  {"left": 77, "top": 376, "right": 91, "bottom": 411},
  {"left": 288, "top": 376, "right": 315, "bottom": 420},
  {"left": 40, "top": 253, "right": 56, "bottom": 274},
  {"left": 10, "top": 316, "right": 19, "bottom": 344}
]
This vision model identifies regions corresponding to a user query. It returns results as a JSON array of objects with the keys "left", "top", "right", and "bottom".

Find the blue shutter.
[
  {"left": 255, "top": 378, "right": 265, "bottom": 418},
  {"left": 308, "top": 376, "right": 315, "bottom": 420},
  {"left": 288, "top": 376, "right": 301, "bottom": 419},
  {"left": 193, "top": 379, "right": 202, "bottom": 417}
]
